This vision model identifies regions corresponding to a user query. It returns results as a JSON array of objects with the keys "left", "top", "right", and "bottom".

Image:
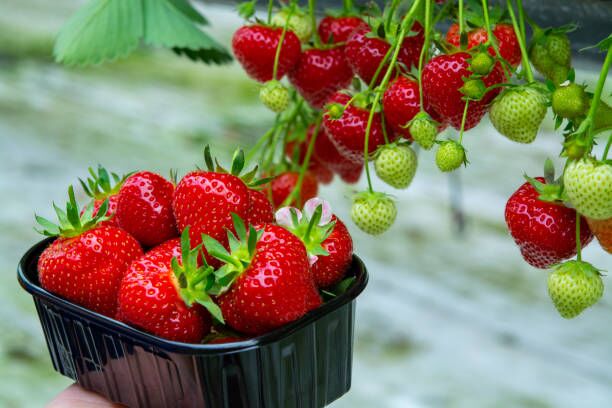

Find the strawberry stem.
[
  {"left": 342, "top": 0, "right": 353, "bottom": 13},
  {"left": 281, "top": 114, "right": 323, "bottom": 207},
  {"left": 458, "top": 99, "right": 470, "bottom": 144},
  {"left": 272, "top": 7, "right": 294, "bottom": 81},
  {"left": 585, "top": 43, "right": 612, "bottom": 147},
  {"left": 308, "top": 0, "right": 321, "bottom": 47},
  {"left": 267, "top": 0, "right": 274, "bottom": 24},
  {"left": 458, "top": 0, "right": 465, "bottom": 46},
  {"left": 417, "top": 0, "right": 433, "bottom": 110},
  {"left": 603, "top": 134, "right": 612, "bottom": 160},
  {"left": 480, "top": 0, "right": 511, "bottom": 80},
  {"left": 363, "top": 0, "right": 423, "bottom": 193},
  {"left": 506, "top": 0, "right": 534, "bottom": 82}
]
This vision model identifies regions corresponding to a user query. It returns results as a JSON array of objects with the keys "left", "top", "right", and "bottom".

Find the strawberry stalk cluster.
[{"left": 231, "top": 0, "right": 611, "bottom": 319}]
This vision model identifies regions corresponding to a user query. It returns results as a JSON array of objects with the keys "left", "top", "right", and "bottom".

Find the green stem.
[
  {"left": 386, "top": 0, "right": 401, "bottom": 33},
  {"left": 380, "top": 110, "right": 391, "bottom": 145},
  {"left": 458, "top": 0, "right": 465, "bottom": 40},
  {"left": 516, "top": 0, "right": 527, "bottom": 42},
  {"left": 575, "top": 212, "right": 582, "bottom": 262},
  {"left": 267, "top": 0, "right": 274, "bottom": 24},
  {"left": 272, "top": 7, "right": 294, "bottom": 80},
  {"left": 586, "top": 44, "right": 612, "bottom": 145},
  {"left": 602, "top": 133, "right": 612, "bottom": 160},
  {"left": 506, "top": 0, "right": 534, "bottom": 82},
  {"left": 481, "top": 0, "right": 511, "bottom": 79},
  {"left": 363, "top": 0, "right": 423, "bottom": 193},
  {"left": 309, "top": 0, "right": 321, "bottom": 47},
  {"left": 418, "top": 0, "right": 433, "bottom": 109},
  {"left": 368, "top": 47, "right": 394, "bottom": 89},
  {"left": 281, "top": 115, "right": 322, "bottom": 207},
  {"left": 246, "top": 128, "right": 276, "bottom": 164},
  {"left": 343, "top": 0, "right": 353, "bottom": 13},
  {"left": 458, "top": 99, "right": 470, "bottom": 144}
]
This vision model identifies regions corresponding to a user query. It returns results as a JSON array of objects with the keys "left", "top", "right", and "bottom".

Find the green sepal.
[
  {"left": 524, "top": 174, "right": 564, "bottom": 203},
  {"left": 200, "top": 145, "right": 268, "bottom": 189},
  {"left": 237, "top": 0, "right": 257, "bottom": 20},
  {"left": 171, "top": 227, "right": 224, "bottom": 323},
  {"left": 79, "top": 164, "right": 129, "bottom": 201},
  {"left": 201, "top": 215, "right": 263, "bottom": 296},
  {"left": 279, "top": 205, "right": 335, "bottom": 260},
  {"left": 35, "top": 185, "right": 110, "bottom": 238}
]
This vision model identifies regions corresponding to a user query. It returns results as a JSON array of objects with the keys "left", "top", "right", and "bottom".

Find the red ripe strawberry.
[
  {"left": 208, "top": 222, "right": 315, "bottom": 335},
  {"left": 422, "top": 52, "right": 505, "bottom": 130},
  {"left": 117, "top": 230, "right": 218, "bottom": 343},
  {"left": 247, "top": 189, "right": 274, "bottom": 225},
  {"left": 383, "top": 76, "right": 448, "bottom": 137},
  {"left": 208, "top": 336, "right": 244, "bottom": 344},
  {"left": 313, "top": 124, "right": 363, "bottom": 184},
  {"left": 505, "top": 178, "right": 594, "bottom": 269},
  {"left": 318, "top": 16, "right": 364, "bottom": 44},
  {"left": 345, "top": 22, "right": 424, "bottom": 85},
  {"left": 115, "top": 171, "right": 178, "bottom": 248},
  {"left": 286, "top": 126, "right": 334, "bottom": 185},
  {"left": 311, "top": 216, "right": 353, "bottom": 288},
  {"left": 267, "top": 171, "right": 318, "bottom": 208},
  {"left": 446, "top": 23, "right": 521, "bottom": 67},
  {"left": 79, "top": 165, "right": 128, "bottom": 227},
  {"left": 289, "top": 47, "right": 354, "bottom": 108},
  {"left": 232, "top": 25, "right": 302, "bottom": 82},
  {"left": 383, "top": 76, "right": 421, "bottom": 138},
  {"left": 305, "top": 282, "right": 323, "bottom": 311},
  {"left": 173, "top": 171, "right": 250, "bottom": 246},
  {"left": 275, "top": 199, "right": 353, "bottom": 289},
  {"left": 36, "top": 187, "right": 143, "bottom": 317},
  {"left": 323, "top": 92, "right": 392, "bottom": 164}
]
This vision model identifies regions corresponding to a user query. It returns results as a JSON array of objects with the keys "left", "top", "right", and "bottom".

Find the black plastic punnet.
[{"left": 18, "top": 238, "right": 368, "bottom": 408}]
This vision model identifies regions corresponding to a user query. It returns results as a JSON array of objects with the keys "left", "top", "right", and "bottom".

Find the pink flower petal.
[
  {"left": 304, "top": 197, "right": 332, "bottom": 225},
  {"left": 275, "top": 207, "right": 301, "bottom": 227}
]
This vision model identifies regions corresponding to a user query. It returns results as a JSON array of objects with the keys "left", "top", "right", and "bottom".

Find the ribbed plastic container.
[{"left": 17, "top": 238, "right": 368, "bottom": 408}]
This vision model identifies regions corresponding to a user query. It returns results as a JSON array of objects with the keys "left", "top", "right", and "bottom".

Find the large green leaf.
[
  {"left": 54, "top": 0, "right": 230, "bottom": 66},
  {"left": 168, "top": 0, "right": 208, "bottom": 25},
  {"left": 54, "top": 0, "right": 143, "bottom": 66}
]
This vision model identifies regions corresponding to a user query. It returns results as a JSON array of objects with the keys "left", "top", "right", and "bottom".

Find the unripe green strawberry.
[
  {"left": 564, "top": 158, "right": 612, "bottom": 220},
  {"left": 593, "top": 100, "right": 612, "bottom": 133},
  {"left": 374, "top": 144, "right": 417, "bottom": 189},
  {"left": 552, "top": 83, "right": 588, "bottom": 119},
  {"left": 460, "top": 78, "right": 486, "bottom": 100},
  {"left": 272, "top": 9, "right": 312, "bottom": 43},
  {"left": 489, "top": 86, "right": 548, "bottom": 144},
  {"left": 409, "top": 116, "right": 438, "bottom": 150},
  {"left": 259, "top": 80, "right": 289, "bottom": 112},
  {"left": 435, "top": 141, "right": 466, "bottom": 172},
  {"left": 351, "top": 192, "right": 397, "bottom": 235},
  {"left": 470, "top": 52, "right": 494, "bottom": 75},
  {"left": 529, "top": 42, "right": 555, "bottom": 78},
  {"left": 548, "top": 260, "right": 603, "bottom": 319},
  {"left": 546, "top": 33, "right": 571, "bottom": 67},
  {"left": 549, "top": 65, "right": 570, "bottom": 85}
]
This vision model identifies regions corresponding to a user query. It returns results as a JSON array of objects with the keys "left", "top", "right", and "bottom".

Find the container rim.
[{"left": 17, "top": 237, "right": 368, "bottom": 354}]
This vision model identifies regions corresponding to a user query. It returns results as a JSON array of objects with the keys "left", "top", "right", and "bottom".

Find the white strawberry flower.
[
  {"left": 275, "top": 207, "right": 302, "bottom": 228},
  {"left": 303, "top": 198, "right": 332, "bottom": 226}
]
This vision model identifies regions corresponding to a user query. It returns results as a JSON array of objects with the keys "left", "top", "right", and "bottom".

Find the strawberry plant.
[{"left": 45, "top": 0, "right": 612, "bottom": 332}]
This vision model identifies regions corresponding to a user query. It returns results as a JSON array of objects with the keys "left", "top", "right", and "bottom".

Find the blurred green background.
[{"left": 1, "top": 1, "right": 611, "bottom": 407}]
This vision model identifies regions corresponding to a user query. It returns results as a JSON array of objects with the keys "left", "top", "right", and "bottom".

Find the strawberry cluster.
[
  {"left": 35, "top": 151, "right": 354, "bottom": 344},
  {"left": 229, "top": 0, "right": 611, "bottom": 320}
]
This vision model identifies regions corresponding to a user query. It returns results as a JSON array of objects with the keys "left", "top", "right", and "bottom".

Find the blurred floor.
[{"left": 0, "top": 1, "right": 611, "bottom": 408}]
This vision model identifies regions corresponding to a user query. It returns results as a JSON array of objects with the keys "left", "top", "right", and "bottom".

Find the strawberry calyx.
[
  {"left": 79, "top": 165, "right": 129, "bottom": 201},
  {"left": 171, "top": 227, "right": 224, "bottom": 323},
  {"left": 35, "top": 185, "right": 110, "bottom": 238},
  {"left": 202, "top": 214, "right": 263, "bottom": 296},
  {"left": 275, "top": 198, "right": 336, "bottom": 265},
  {"left": 202, "top": 145, "right": 273, "bottom": 189},
  {"left": 524, "top": 158, "right": 565, "bottom": 203}
]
